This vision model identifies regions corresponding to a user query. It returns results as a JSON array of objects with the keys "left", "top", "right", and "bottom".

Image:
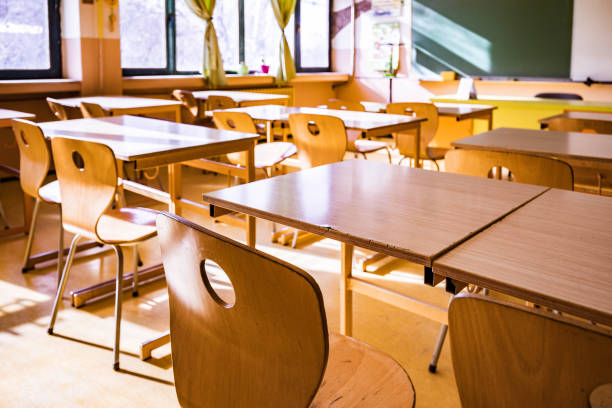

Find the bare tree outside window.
[
  {"left": 120, "top": 0, "right": 166, "bottom": 69},
  {"left": 0, "top": 0, "right": 50, "bottom": 69}
]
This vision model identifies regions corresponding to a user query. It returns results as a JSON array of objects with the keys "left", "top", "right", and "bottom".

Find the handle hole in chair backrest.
[
  {"left": 72, "top": 151, "right": 85, "bottom": 171},
  {"left": 307, "top": 121, "right": 320, "bottom": 136},
  {"left": 20, "top": 130, "right": 28, "bottom": 147},
  {"left": 486, "top": 165, "right": 514, "bottom": 181},
  {"left": 200, "top": 259, "right": 236, "bottom": 308},
  {"left": 226, "top": 119, "right": 237, "bottom": 129}
]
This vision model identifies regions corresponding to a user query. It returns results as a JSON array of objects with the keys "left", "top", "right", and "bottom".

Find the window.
[
  {"left": 0, "top": 0, "right": 61, "bottom": 79},
  {"left": 120, "top": 0, "right": 330, "bottom": 76}
]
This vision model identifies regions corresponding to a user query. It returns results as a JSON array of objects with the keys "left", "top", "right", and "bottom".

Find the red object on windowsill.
[{"left": 261, "top": 65, "right": 270, "bottom": 74}]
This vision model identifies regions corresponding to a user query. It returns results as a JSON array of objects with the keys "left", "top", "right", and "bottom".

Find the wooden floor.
[{"left": 0, "top": 151, "right": 459, "bottom": 407}]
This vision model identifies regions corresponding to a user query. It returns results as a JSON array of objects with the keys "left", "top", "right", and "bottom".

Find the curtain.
[
  {"left": 270, "top": 0, "right": 297, "bottom": 84},
  {"left": 183, "top": 0, "right": 226, "bottom": 88}
]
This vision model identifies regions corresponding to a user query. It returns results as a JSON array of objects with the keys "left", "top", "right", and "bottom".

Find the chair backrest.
[
  {"left": 535, "top": 92, "right": 583, "bottom": 101},
  {"left": 449, "top": 293, "right": 612, "bottom": 407},
  {"left": 326, "top": 99, "right": 366, "bottom": 112},
  {"left": 386, "top": 102, "right": 438, "bottom": 156},
  {"left": 156, "top": 212, "right": 328, "bottom": 408},
  {"left": 50, "top": 137, "right": 118, "bottom": 241},
  {"left": 547, "top": 117, "right": 612, "bottom": 134},
  {"left": 12, "top": 119, "right": 51, "bottom": 199},
  {"left": 172, "top": 89, "right": 200, "bottom": 123},
  {"left": 80, "top": 102, "right": 110, "bottom": 118},
  {"left": 445, "top": 149, "right": 574, "bottom": 190},
  {"left": 207, "top": 95, "right": 237, "bottom": 110},
  {"left": 47, "top": 97, "right": 81, "bottom": 121},
  {"left": 212, "top": 111, "right": 258, "bottom": 166},
  {"left": 288, "top": 113, "right": 347, "bottom": 168}
]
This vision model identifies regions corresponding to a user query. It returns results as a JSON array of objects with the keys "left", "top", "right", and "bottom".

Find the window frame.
[
  {"left": 122, "top": 0, "right": 331, "bottom": 76},
  {"left": 0, "top": 0, "right": 62, "bottom": 80}
]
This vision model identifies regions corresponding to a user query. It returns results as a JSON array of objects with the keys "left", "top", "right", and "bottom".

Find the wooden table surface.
[
  {"left": 39, "top": 115, "right": 257, "bottom": 168},
  {"left": 55, "top": 96, "right": 182, "bottom": 110},
  {"left": 203, "top": 159, "right": 547, "bottom": 266},
  {"left": 192, "top": 91, "right": 289, "bottom": 105},
  {"left": 539, "top": 110, "right": 612, "bottom": 128},
  {"left": 434, "top": 188, "right": 612, "bottom": 326},
  {"left": 452, "top": 127, "right": 612, "bottom": 164},
  {"left": 0, "top": 108, "right": 35, "bottom": 127},
  {"left": 361, "top": 101, "right": 496, "bottom": 119}
]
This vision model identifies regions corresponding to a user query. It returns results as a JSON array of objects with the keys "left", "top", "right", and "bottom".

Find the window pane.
[
  {"left": 244, "top": 0, "right": 294, "bottom": 72},
  {"left": 120, "top": 0, "right": 166, "bottom": 69},
  {"left": 176, "top": 0, "right": 238, "bottom": 72},
  {"left": 299, "top": 0, "right": 329, "bottom": 68},
  {"left": 0, "top": 0, "right": 50, "bottom": 69}
]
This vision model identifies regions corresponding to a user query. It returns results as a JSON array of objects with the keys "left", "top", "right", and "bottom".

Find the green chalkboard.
[{"left": 411, "top": 0, "right": 573, "bottom": 78}]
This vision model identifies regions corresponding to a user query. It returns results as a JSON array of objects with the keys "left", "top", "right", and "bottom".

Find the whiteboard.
[{"left": 570, "top": 0, "right": 612, "bottom": 82}]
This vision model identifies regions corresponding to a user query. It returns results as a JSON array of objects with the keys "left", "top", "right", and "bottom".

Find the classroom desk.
[
  {"left": 39, "top": 115, "right": 258, "bottom": 305},
  {"left": 0, "top": 109, "right": 36, "bottom": 238},
  {"left": 192, "top": 90, "right": 289, "bottom": 107},
  {"left": 539, "top": 110, "right": 612, "bottom": 131},
  {"left": 53, "top": 96, "right": 183, "bottom": 122},
  {"left": 215, "top": 105, "right": 428, "bottom": 166},
  {"left": 202, "top": 159, "right": 548, "bottom": 334},
  {"left": 433, "top": 188, "right": 612, "bottom": 327}
]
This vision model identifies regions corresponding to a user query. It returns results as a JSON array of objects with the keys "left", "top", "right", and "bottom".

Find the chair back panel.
[
  {"left": 445, "top": 149, "right": 574, "bottom": 190},
  {"left": 156, "top": 213, "right": 328, "bottom": 408},
  {"left": 288, "top": 113, "right": 347, "bottom": 168},
  {"left": 50, "top": 137, "right": 117, "bottom": 240},
  {"left": 449, "top": 293, "right": 612, "bottom": 408},
  {"left": 213, "top": 111, "right": 258, "bottom": 166},
  {"left": 207, "top": 95, "right": 237, "bottom": 110},
  {"left": 12, "top": 120, "right": 51, "bottom": 199},
  {"left": 172, "top": 90, "right": 200, "bottom": 123},
  {"left": 47, "top": 97, "right": 81, "bottom": 121},
  {"left": 547, "top": 117, "right": 612, "bottom": 134},
  {"left": 80, "top": 102, "right": 110, "bottom": 118},
  {"left": 387, "top": 102, "right": 439, "bottom": 157},
  {"left": 327, "top": 99, "right": 366, "bottom": 112}
]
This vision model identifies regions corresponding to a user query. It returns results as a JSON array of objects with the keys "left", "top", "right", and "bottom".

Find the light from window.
[
  {"left": 176, "top": 0, "right": 239, "bottom": 72},
  {"left": 244, "top": 0, "right": 294, "bottom": 72},
  {"left": 120, "top": 0, "right": 167, "bottom": 69},
  {"left": 0, "top": 0, "right": 50, "bottom": 69},
  {"left": 299, "top": 0, "right": 329, "bottom": 68}
]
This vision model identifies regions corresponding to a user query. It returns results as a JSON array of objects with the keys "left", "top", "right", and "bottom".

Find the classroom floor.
[{"left": 0, "top": 151, "right": 460, "bottom": 407}]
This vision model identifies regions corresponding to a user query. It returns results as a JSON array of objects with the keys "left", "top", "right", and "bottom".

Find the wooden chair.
[
  {"left": 172, "top": 90, "right": 208, "bottom": 125},
  {"left": 46, "top": 97, "right": 81, "bottom": 121},
  {"left": 156, "top": 212, "right": 415, "bottom": 408},
  {"left": 80, "top": 102, "right": 111, "bottom": 118},
  {"left": 445, "top": 149, "right": 574, "bottom": 190},
  {"left": 547, "top": 116, "right": 612, "bottom": 134},
  {"left": 325, "top": 100, "right": 392, "bottom": 162},
  {"left": 449, "top": 293, "right": 612, "bottom": 407},
  {"left": 206, "top": 95, "right": 237, "bottom": 110},
  {"left": 47, "top": 137, "right": 157, "bottom": 371},
  {"left": 387, "top": 102, "right": 447, "bottom": 169},
  {"left": 288, "top": 113, "right": 347, "bottom": 169},
  {"left": 12, "top": 119, "right": 63, "bottom": 276},
  {"left": 212, "top": 111, "right": 296, "bottom": 177}
]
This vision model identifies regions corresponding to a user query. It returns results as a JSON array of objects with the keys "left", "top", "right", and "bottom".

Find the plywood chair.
[
  {"left": 445, "top": 149, "right": 574, "bottom": 190},
  {"left": 206, "top": 95, "right": 237, "bottom": 111},
  {"left": 80, "top": 102, "right": 110, "bottom": 118},
  {"left": 172, "top": 90, "right": 208, "bottom": 125},
  {"left": 48, "top": 137, "right": 157, "bottom": 371},
  {"left": 547, "top": 116, "right": 612, "bottom": 134},
  {"left": 449, "top": 293, "right": 612, "bottom": 407},
  {"left": 387, "top": 102, "right": 447, "bottom": 169},
  {"left": 12, "top": 119, "right": 63, "bottom": 276},
  {"left": 156, "top": 212, "right": 415, "bottom": 408},
  {"left": 325, "top": 100, "right": 392, "bottom": 162},
  {"left": 47, "top": 97, "right": 81, "bottom": 121},
  {"left": 288, "top": 113, "right": 347, "bottom": 169}
]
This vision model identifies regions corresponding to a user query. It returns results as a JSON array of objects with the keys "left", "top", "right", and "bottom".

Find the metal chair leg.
[
  {"left": 0, "top": 200, "right": 9, "bottom": 229},
  {"left": 22, "top": 198, "right": 41, "bottom": 273},
  {"left": 386, "top": 147, "right": 393, "bottom": 163},
  {"left": 48, "top": 234, "right": 82, "bottom": 334},
  {"left": 131, "top": 245, "right": 139, "bottom": 297},
  {"left": 112, "top": 245, "right": 124, "bottom": 371},
  {"left": 57, "top": 207, "right": 64, "bottom": 288},
  {"left": 429, "top": 323, "right": 448, "bottom": 373}
]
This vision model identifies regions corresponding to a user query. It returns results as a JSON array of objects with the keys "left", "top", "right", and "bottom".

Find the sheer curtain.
[{"left": 270, "top": 0, "right": 297, "bottom": 83}]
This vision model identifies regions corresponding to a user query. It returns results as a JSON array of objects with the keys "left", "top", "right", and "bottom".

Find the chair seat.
[
  {"left": 38, "top": 180, "right": 61, "bottom": 204},
  {"left": 96, "top": 207, "right": 157, "bottom": 244},
  {"left": 310, "top": 333, "right": 415, "bottom": 407},
  {"left": 426, "top": 146, "right": 449, "bottom": 160},
  {"left": 255, "top": 142, "right": 297, "bottom": 168},
  {"left": 351, "top": 139, "right": 389, "bottom": 154}
]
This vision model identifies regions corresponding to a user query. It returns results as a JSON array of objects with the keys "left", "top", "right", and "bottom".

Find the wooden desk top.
[
  {"left": 452, "top": 127, "right": 612, "bottom": 163},
  {"left": 39, "top": 115, "right": 258, "bottom": 163},
  {"left": 539, "top": 111, "right": 612, "bottom": 124},
  {"left": 203, "top": 160, "right": 547, "bottom": 266},
  {"left": 217, "top": 105, "right": 425, "bottom": 132},
  {"left": 55, "top": 96, "right": 182, "bottom": 110},
  {"left": 0, "top": 108, "right": 35, "bottom": 127},
  {"left": 360, "top": 101, "right": 496, "bottom": 119},
  {"left": 434, "top": 188, "right": 612, "bottom": 326},
  {"left": 192, "top": 91, "right": 288, "bottom": 103}
]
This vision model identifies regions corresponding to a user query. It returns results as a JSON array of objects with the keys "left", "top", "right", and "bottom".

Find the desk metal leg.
[{"left": 340, "top": 242, "right": 354, "bottom": 336}]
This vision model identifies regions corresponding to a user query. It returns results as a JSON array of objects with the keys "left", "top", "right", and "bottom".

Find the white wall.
[{"left": 571, "top": 0, "right": 612, "bottom": 81}]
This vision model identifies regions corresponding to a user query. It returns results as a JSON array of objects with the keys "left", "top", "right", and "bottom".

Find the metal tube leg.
[
  {"left": 112, "top": 245, "right": 124, "bottom": 371},
  {"left": 131, "top": 245, "right": 139, "bottom": 297},
  {"left": 22, "top": 198, "right": 41, "bottom": 272},
  {"left": 48, "top": 234, "right": 82, "bottom": 334},
  {"left": 429, "top": 324, "right": 448, "bottom": 373},
  {"left": 57, "top": 207, "right": 64, "bottom": 288}
]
